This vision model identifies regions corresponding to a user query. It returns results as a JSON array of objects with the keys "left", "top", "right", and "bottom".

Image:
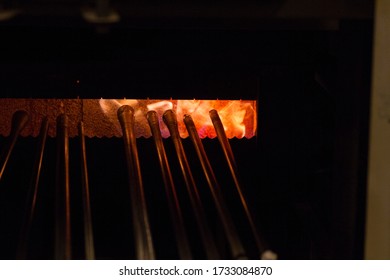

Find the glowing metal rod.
[
  {"left": 78, "top": 121, "right": 96, "bottom": 260},
  {"left": 209, "top": 109, "right": 276, "bottom": 259},
  {"left": 117, "top": 105, "right": 155, "bottom": 260},
  {"left": 147, "top": 111, "right": 192, "bottom": 259},
  {"left": 17, "top": 117, "right": 49, "bottom": 259},
  {"left": 0, "top": 110, "right": 29, "bottom": 181},
  {"left": 163, "top": 110, "right": 220, "bottom": 259},
  {"left": 184, "top": 114, "right": 247, "bottom": 260},
  {"left": 55, "top": 114, "right": 72, "bottom": 260}
]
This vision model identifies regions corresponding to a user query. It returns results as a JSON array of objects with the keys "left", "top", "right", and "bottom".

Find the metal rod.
[
  {"left": 55, "top": 114, "right": 72, "bottom": 260},
  {"left": 0, "top": 110, "right": 29, "bottom": 181},
  {"left": 78, "top": 121, "right": 96, "bottom": 260},
  {"left": 209, "top": 109, "right": 275, "bottom": 259},
  {"left": 17, "top": 116, "right": 49, "bottom": 259},
  {"left": 147, "top": 111, "right": 192, "bottom": 259},
  {"left": 117, "top": 105, "right": 155, "bottom": 260},
  {"left": 163, "top": 110, "right": 220, "bottom": 259},
  {"left": 183, "top": 114, "right": 247, "bottom": 260}
]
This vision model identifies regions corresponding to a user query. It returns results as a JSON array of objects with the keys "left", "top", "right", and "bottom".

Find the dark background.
[{"left": 0, "top": 0, "right": 373, "bottom": 259}]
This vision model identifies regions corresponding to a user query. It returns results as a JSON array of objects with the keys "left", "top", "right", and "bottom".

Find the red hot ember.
[{"left": 0, "top": 99, "right": 257, "bottom": 139}]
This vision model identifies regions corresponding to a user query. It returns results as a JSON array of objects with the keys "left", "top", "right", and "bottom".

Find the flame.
[
  {"left": 147, "top": 100, "right": 173, "bottom": 112},
  {"left": 0, "top": 98, "right": 255, "bottom": 138},
  {"left": 217, "top": 101, "right": 252, "bottom": 139},
  {"left": 98, "top": 99, "right": 256, "bottom": 139},
  {"left": 176, "top": 100, "right": 255, "bottom": 139},
  {"left": 176, "top": 100, "right": 215, "bottom": 138},
  {"left": 98, "top": 98, "right": 145, "bottom": 137}
]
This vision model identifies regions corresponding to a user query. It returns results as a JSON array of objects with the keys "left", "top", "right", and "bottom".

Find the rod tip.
[
  {"left": 11, "top": 110, "right": 29, "bottom": 130},
  {"left": 162, "top": 109, "right": 177, "bottom": 125},
  {"left": 117, "top": 105, "right": 134, "bottom": 119},
  {"left": 261, "top": 250, "right": 278, "bottom": 260},
  {"left": 183, "top": 114, "right": 193, "bottom": 124},
  {"left": 209, "top": 109, "right": 218, "bottom": 115},
  {"left": 146, "top": 110, "right": 159, "bottom": 125},
  {"left": 146, "top": 110, "right": 158, "bottom": 119},
  {"left": 209, "top": 109, "right": 220, "bottom": 119}
]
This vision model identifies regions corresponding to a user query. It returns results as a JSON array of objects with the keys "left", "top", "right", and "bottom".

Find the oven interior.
[{"left": 0, "top": 2, "right": 373, "bottom": 260}]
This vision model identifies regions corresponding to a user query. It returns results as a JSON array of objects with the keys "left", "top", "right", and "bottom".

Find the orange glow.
[
  {"left": 0, "top": 99, "right": 256, "bottom": 138},
  {"left": 146, "top": 100, "right": 173, "bottom": 112},
  {"left": 176, "top": 100, "right": 256, "bottom": 139},
  {"left": 99, "top": 99, "right": 256, "bottom": 139}
]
